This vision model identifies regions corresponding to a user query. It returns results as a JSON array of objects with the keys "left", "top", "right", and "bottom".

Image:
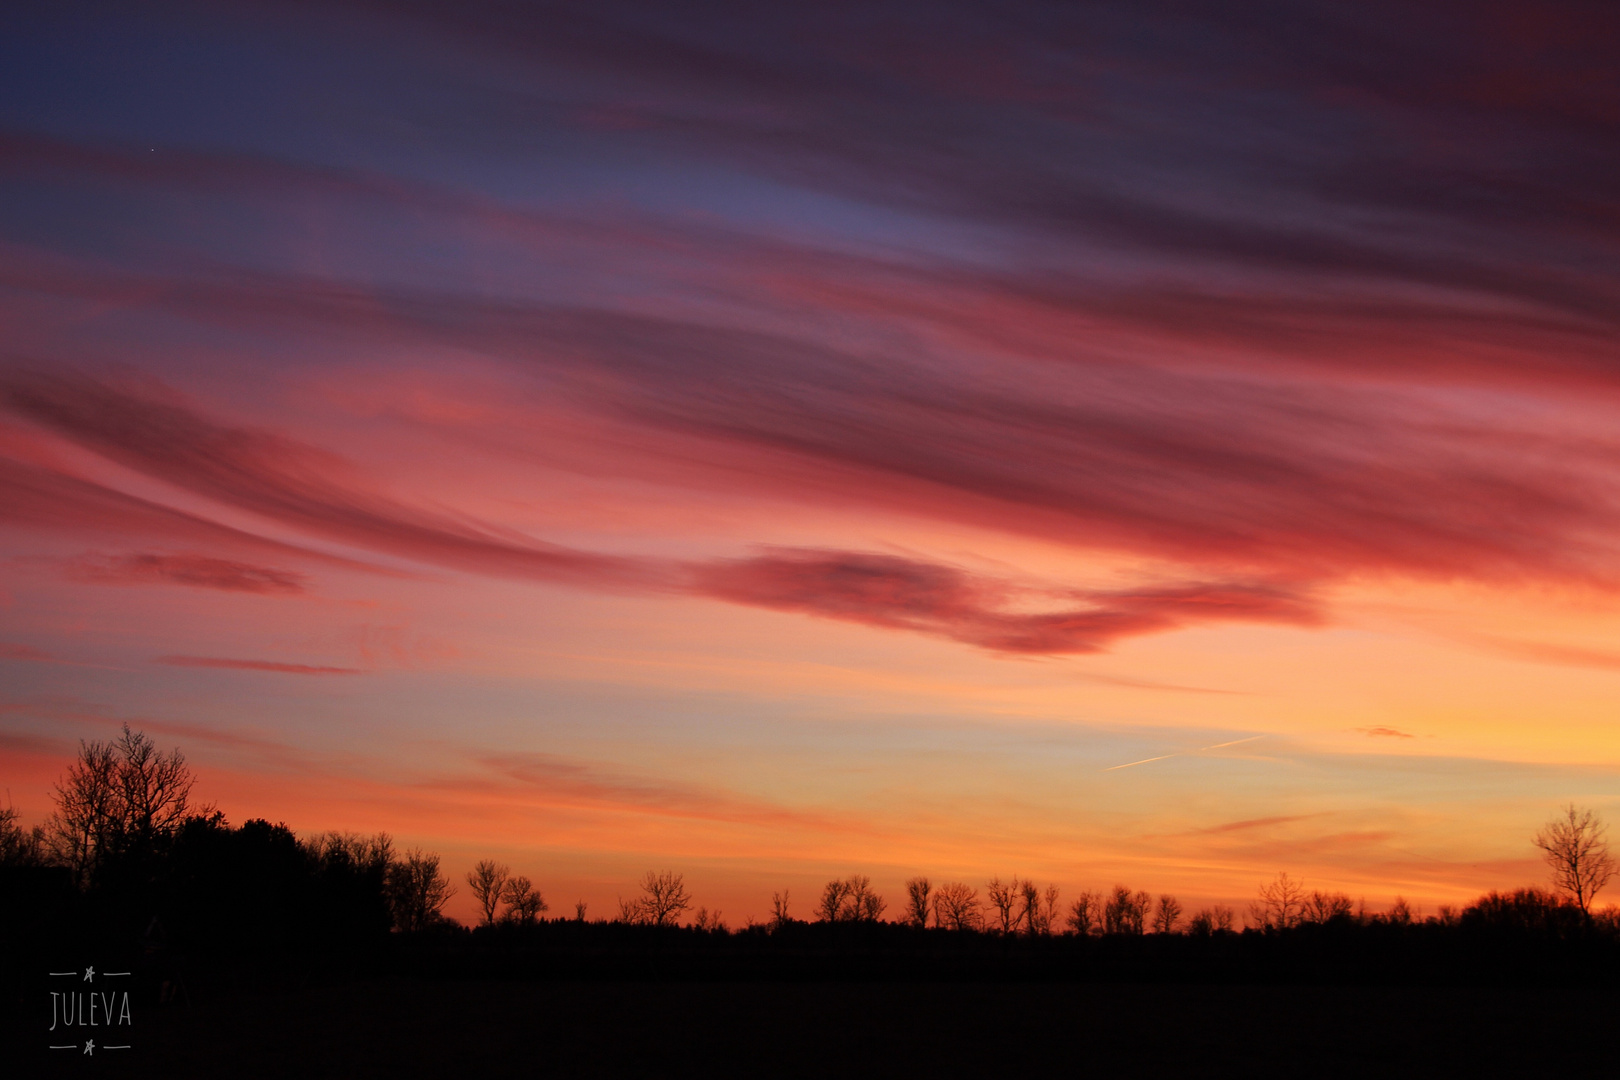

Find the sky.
[{"left": 3, "top": 0, "right": 1619, "bottom": 925}]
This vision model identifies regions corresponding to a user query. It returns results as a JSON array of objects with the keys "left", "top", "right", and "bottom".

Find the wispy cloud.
[
  {"left": 157, "top": 656, "right": 363, "bottom": 675},
  {"left": 0, "top": 642, "right": 53, "bottom": 661},
  {"left": 0, "top": 373, "right": 1336, "bottom": 656},
  {"left": 472, "top": 751, "right": 853, "bottom": 832},
  {"left": 63, "top": 552, "right": 307, "bottom": 594},
  {"left": 1471, "top": 636, "right": 1620, "bottom": 672},
  {"left": 690, "top": 549, "right": 1318, "bottom": 655},
  {"left": 1194, "top": 814, "right": 1318, "bottom": 835}
]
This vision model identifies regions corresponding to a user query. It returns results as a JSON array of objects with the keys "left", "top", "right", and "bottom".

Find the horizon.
[{"left": 3, "top": 0, "right": 1619, "bottom": 930}]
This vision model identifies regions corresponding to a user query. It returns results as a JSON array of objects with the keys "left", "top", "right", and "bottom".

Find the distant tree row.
[{"left": 5, "top": 729, "right": 1614, "bottom": 944}]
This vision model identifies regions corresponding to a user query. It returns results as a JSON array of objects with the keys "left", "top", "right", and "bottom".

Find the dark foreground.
[{"left": 9, "top": 978, "right": 1619, "bottom": 1078}]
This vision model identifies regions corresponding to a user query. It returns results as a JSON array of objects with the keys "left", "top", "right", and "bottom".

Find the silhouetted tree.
[
  {"left": 0, "top": 797, "right": 49, "bottom": 867},
  {"left": 816, "top": 878, "right": 851, "bottom": 921},
  {"left": 693, "top": 906, "right": 726, "bottom": 930},
  {"left": 1462, "top": 886, "right": 1586, "bottom": 935},
  {"left": 388, "top": 848, "right": 456, "bottom": 931},
  {"left": 771, "top": 889, "right": 792, "bottom": 928},
  {"left": 1534, "top": 804, "right": 1616, "bottom": 913},
  {"left": 1188, "top": 904, "right": 1236, "bottom": 934},
  {"left": 574, "top": 900, "right": 588, "bottom": 921},
  {"left": 1018, "top": 880, "right": 1059, "bottom": 935},
  {"left": 1066, "top": 890, "right": 1101, "bottom": 935},
  {"left": 1154, "top": 894, "right": 1182, "bottom": 933},
  {"left": 300, "top": 830, "right": 394, "bottom": 945},
  {"left": 1042, "top": 884, "right": 1061, "bottom": 934},
  {"left": 303, "top": 830, "right": 393, "bottom": 873},
  {"left": 933, "top": 881, "right": 983, "bottom": 930},
  {"left": 1103, "top": 885, "right": 1131, "bottom": 934},
  {"left": 48, "top": 725, "right": 197, "bottom": 885},
  {"left": 849, "top": 876, "right": 885, "bottom": 921},
  {"left": 1384, "top": 896, "right": 1414, "bottom": 925},
  {"left": 1103, "top": 885, "right": 1149, "bottom": 934},
  {"left": 904, "top": 876, "right": 932, "bottom": 928},
  {"left": 1303, "top": 890, "right": 1354, "bottom": 923},
  {"left": 817, "top": 875, "right": 884, "bottom": 921},
  {"left": 633, "top": 869, "right": 692, "bottom": 926},
  {"left": 501, "top": 875, "right": 546, "bottom": 924},
  {"left": 1249, "top": 872, "right": 1306, "bottom": 930},
  {"left": 986, "top": 876, "right": 1023, "bottom": 934},
  {"left": 467, "top": 860, "right": 510, "bottom": 926}
]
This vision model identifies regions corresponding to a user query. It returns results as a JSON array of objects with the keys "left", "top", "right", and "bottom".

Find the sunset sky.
[{"left": 4, "top": 1, "right": 1619, "bottom": 924}]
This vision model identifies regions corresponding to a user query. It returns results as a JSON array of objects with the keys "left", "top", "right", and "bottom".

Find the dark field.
[{"left": 11, "top": 978, "right": 1619, "bottom": 1078}]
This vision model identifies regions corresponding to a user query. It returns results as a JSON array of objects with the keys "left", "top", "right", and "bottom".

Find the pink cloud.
[
  {"left": 63, "top": 552, "right": 307, "bottom": 594},
  {"left": 0, "top": 374, "right": 1332, "bottom": 656},
  {"left": 689, "top": 549, "right": 1320, "bottom": 655},
  {"left": 0, "top": 641, "right": 53, "bottom": 661},
  {"left": 157, "top": 656, "right": 363, "bottom": 675},
  {"left": 1195, "top": 814, "right": 1320, "bottom": 834}
]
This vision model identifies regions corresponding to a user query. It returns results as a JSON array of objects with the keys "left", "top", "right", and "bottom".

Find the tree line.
[{"left": 3, "top": 727, "right": 1616, "bottom": 957}]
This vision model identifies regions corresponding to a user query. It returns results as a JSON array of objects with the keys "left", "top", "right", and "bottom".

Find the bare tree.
[
  {"left": 1038, "top": 884, "right": 1061, "bottom": 935},
  {"left": 1015, "top": 880, "right": 1060, "bottom": 935},
  {"left": 986, "top": 876, "right": 1023, "bottom": 934},
  {"left": 574, "top": 900, "right": 588, "bottom": 922},
  {"left": 1102, "top": 885, "right": 1131, "bottom": 934},
  {"left": 635, "top": 870, "right": 692, "bottom": 926},
  {"left": 817, "top": 875, "right": 885, "bottom": 922},
  {"left": 817, "top": 878, "right": 852, "bottom": 921},
  {"left": 1066, "top": 890, "right": 1101, "bottom": 935},
  {"left": 932, "top": 881, "right": 983, "bottom": 930},
  {"left": 0, "top": 796, "right": 48, "bottom": 868},
  {"left": 904, "top": 876, "right": 932, "bottom": 928},
  {"left": 49, "top": 725, "right": 197, "bottom": 885},
  {"left": 51, "top": 738, "right": 119, "bottom": 882},
  {"left": 771, "top": 889, "right": 792, "bottom": 928},
  {"left": 1133, "top": 890, "right": 1153, "bottom": 932},
  {"left": 501, "top": 875, "right": 547, "bottom": 924},
  {"left": 1303, "top": 890, "right": 1354, "bottom": 924},
  {"left": 1384, "top": 896, "right": 1414, "bottom": 925},
  {"left": 1249, "top": 872, "right": 1306, "bottom": 930},
  {"left": 303, "top": 830, "right": 393, "bottom": 876},
  {"left": 113, "top": 724, "right": 195, "bottom": 849},
  {"left": 466, "top": 860, "right": 511, "bottom": 926},
  {"left": 387, "top": 848, "right": 456, "bottom": 931},
  {"left": 693, "top": 907, "right": 726, "bottom": 931},
  {"left": 1154, "top": 894, "right": 1183, "bottom": 934},
  {"left": 1534, "top": 804, "right": 1616, "bottom": 914},
  {"left": 1188, "top": 903, "right": 1237, "bottom": 935},
  {"left": 848, "top": 875, "right": 885, "bottom": 921},
  {"left": 1103, "top": 885, "right": 1149, "bottom": 934}
]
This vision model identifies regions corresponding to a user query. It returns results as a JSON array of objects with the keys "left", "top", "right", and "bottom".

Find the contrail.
[
  {"left": 1103, "top": 734, "right": 1264, "bottom": 771},
  {"left": 1199, "top": 735, "right": 1265, "bottom": 751},
  {"left": 1103, "top": 754, "right": 1175, "bottom": 771}
]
